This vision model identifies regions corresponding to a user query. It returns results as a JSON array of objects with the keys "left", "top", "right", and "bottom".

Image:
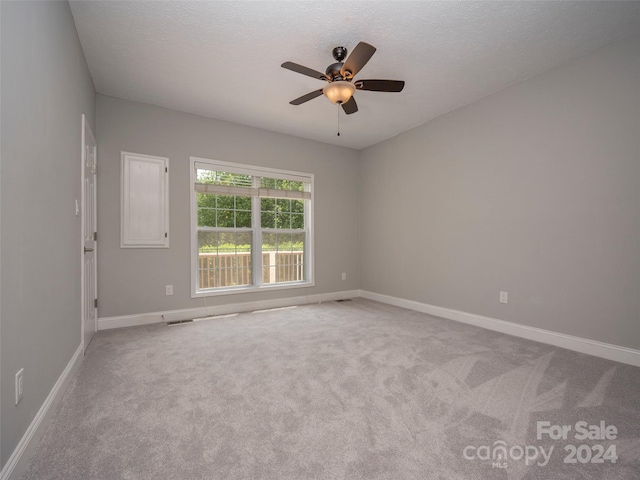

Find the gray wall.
[
  {"left": 0, "top": 0, "right": 96, "bottom": 468},
  {"left": 96, "top": 95, "right": 360, "bottom": 318},
  {"left": 360, "top": 35, "right": 640, "bottom": 350}
]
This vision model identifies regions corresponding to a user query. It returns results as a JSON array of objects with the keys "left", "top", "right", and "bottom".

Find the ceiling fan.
[{"left": 281, "top": 42, "right": 405, "bottom": 115}]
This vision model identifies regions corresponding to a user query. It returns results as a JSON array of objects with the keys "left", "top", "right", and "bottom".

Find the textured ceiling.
[{"left": 69, "top": 1, "right": 640, "bottom": 150}]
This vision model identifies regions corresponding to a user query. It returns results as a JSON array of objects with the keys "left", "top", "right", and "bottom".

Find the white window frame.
[{"left": 190, "top": 157, "right": 314, "bottom": 298}]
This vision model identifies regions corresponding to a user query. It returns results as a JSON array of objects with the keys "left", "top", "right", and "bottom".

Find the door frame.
[{"left": 80, "top": 114, "right": 97, "bottom": 353}]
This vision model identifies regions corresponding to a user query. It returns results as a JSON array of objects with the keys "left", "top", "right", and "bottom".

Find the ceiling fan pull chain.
[{"left": 337, "top": 104, "right": 341, "bottom": 136}]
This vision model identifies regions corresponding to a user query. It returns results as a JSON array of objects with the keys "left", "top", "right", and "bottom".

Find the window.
[{"left": 190, "top": 157, "right": 313, "bottom": 296}]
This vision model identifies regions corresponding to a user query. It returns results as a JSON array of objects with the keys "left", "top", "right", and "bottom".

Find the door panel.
[{"left": 82, "top": 114, "right": 97, "bottom": 353}]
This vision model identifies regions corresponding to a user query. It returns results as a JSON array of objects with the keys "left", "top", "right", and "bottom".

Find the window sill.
[{"left": 191, "top": 280, "right": 315, "bottom": 298}]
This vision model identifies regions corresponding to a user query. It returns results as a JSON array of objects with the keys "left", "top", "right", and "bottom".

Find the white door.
[{"left": 81, "top": 114, "right": 97, "bottom": 353}]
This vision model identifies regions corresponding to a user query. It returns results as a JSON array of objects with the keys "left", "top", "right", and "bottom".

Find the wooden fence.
[{"left": 198, "top": 251, "right": 304, "bottom": 288}]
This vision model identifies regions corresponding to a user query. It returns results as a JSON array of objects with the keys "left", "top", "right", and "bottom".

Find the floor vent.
[
  {"left": 167, "top": 319, "right": 194, "bottom": 326},
  {"left": 335, "top": 299, "right": 353, "bottom": 303}
]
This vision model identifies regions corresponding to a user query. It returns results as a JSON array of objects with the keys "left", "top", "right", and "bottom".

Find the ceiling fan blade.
[
  {"left": 341, "top": 96, "right": 358, "bottom": 115},
  {"left": 355, "top": 80, "right": 405, "bottom": 92},
  {"left": 341, "top": 42, "right": 376, "bottom": 79},
  {"left": 289, "top": 89, "right": 324, "bottom": 105},
  {"left": 281, "top": 62, "right": 327, "bottom": 81}
]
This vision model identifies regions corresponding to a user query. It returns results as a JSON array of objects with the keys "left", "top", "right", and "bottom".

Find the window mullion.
[
  {"left": 303, "top": 182, "right": 311, "bottom": 283},
  {"left": 251, "top": 176, "right": 262, "bottom": 287}
]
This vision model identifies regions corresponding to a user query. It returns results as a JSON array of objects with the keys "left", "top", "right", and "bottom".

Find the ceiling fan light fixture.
[{"left": 323, "top": 81, "right": 355, "bottom": 105}]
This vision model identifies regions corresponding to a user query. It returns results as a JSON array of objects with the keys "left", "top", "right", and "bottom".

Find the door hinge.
[
  {"left": 165, "top": 232, "right": 168, "bottom": 238},
  {"left": 94, "top": 298, "right": 98, "bottom": 308},
  {"left": 165, "top": 167, "right": 168, "bottom": 173},
  {"left": 91, "top": 165, "right": 97, "bottom": 175},
  {"left": 93, "top": 232, "right": 97, "bottom": 241}
]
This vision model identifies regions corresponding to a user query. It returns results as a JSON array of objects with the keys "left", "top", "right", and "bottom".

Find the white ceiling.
[{"left": 69, "top": 1, "right": 640, "bottom": 150}]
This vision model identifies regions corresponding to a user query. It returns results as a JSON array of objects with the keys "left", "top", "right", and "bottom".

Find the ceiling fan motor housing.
[
  {"left": 326, "top": 46, "right": 350, "bottom": 81},
  {"left": 326, "top": 62, "right": 346, "bottom": 81}
]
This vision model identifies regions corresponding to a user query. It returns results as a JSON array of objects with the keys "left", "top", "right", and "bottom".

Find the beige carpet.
[{"left": 21, "top": 298, "right": 640, "bottom": 479}]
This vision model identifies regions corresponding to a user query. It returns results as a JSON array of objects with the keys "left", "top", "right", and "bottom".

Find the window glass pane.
[
  {"left": 216, "top": 209, "right": 234, "bottom": 228},
  {"left": 198, "top": 231, "right": 252, "bottom": 289},
  {"left": 261, "top": 211, "right": 274, "bottom": 229},
  {"left": 236, "top": 210, "right": 251, "bottom": 228},
  {"left": 198, "top": 231, "right": 220, "bottom": 289},
  {"left": 261, "top": 177, "right": 304, "bottom": 192},
  {"left": 260, "top": 198, "right": 304, "bottom": 229},
  {"left": 198, "top": 209, "right": 216, "bottom": 228},
  {"left": 290, "top": 232, "right": 305, "bottom": 251},
  {"left": 291, "top": 199, "right": 304, "bottom": 214},
  {"left": 260, "top": 198, "right": 276, "bottom": 228},
  {"left": 197, "top": 169, "right": 252, "bottom": 188},
  {"left": 197, "top": 193, "right": 215, "bottom": 227},
  {"left": 214, "top": 195, "right": 234, "bottom": 209},
  {"left": 198, "top": 194, "right": 251, "bottom": 228},
  {"left": 262, "top": 232, "right": 305, "bottom": 284},
  {"left": 291, "top": 213, "right": 304, "bottom": 229},
  {"left": 275, "top": 212, "right": 291, "bottom": 229},
  {"left": 277, "top": 198, "right": 292, "bottom": 213},
  {"left": 262, "top": 232, "right": 276, "bottom": 284},
  {"left": 261, "top": 197, "right": 276, "bottom": 211},
  {"left": 260, "top": 177, "right": 277, "bottom": 189},
  {"left": 236, "top": 196, "right": 251, "bottom": 210}
]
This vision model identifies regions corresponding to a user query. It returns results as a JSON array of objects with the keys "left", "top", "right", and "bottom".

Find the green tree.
[{"left": 197, "top": 171, "right": 306, "bottom": 251}]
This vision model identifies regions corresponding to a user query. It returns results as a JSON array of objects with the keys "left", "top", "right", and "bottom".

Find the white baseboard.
[
  {"left": 1, "top": 344, "right": 84, "bottom": 480},
  {"left": 99, "top": 289, "right": 640, "bottom": 366},
  {"left": 98, "top": 290, "right": 361, "bottom": 330},
  {"left": 359, "top": 290, "right": 640, "bottom": 367}
]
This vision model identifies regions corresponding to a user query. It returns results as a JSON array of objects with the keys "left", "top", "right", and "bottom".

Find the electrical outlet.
[
  {"left": 165, "top": 285, "right": 173, "bottom": 296},
  {"left": 341, "top": 272, "right": 347, "bottom": 281},
  {"left": 15, "top": 369, "right": 24, "bottom": 405},
  {"left": 500, "top": 291, "right": 508, "bottom": 304}
]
